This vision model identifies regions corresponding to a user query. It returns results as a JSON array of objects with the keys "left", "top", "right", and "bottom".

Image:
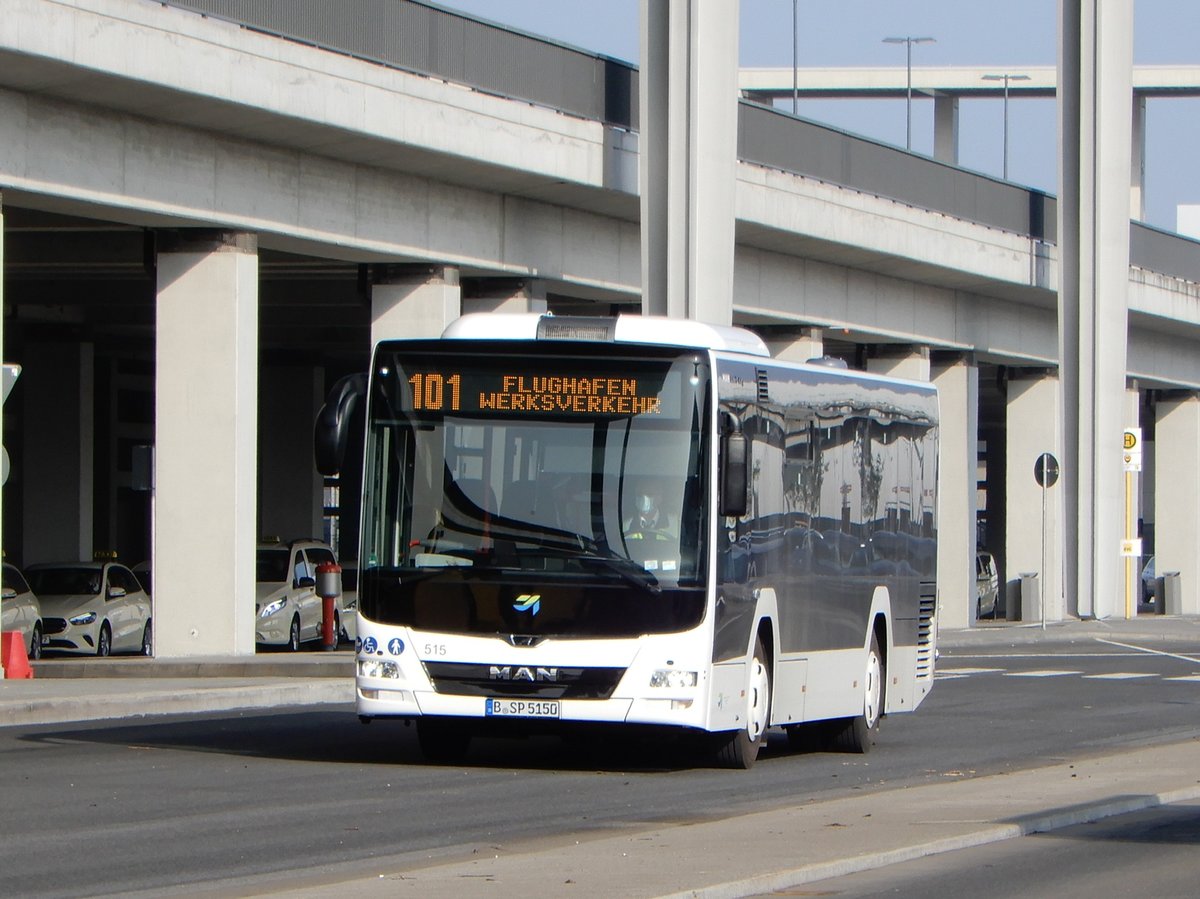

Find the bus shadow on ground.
[{"left": 17, "top": 710, "right": 833, "bottom": 773}]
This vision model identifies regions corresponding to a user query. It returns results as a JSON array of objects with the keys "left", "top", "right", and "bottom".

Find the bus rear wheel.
[
  {"left": 714, "top": 637, "right": 770, "bottom": 769},
  {"left": 829, "top": 632, "right": 884, "bottom": 754}
]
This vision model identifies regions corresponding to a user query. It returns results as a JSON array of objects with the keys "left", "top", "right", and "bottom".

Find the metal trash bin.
[
  {"left": 1019, "top": 572, "right": 1041, "bottom": 624},
  {"left": 1160, "top": 571, "right": 1182, "bottom": 615},
  {"left": 1005, "top": 578, "right": 1021, "bottom": 621}
]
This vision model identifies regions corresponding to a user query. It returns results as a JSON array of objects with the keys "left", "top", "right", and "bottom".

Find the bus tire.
[
  {"left": 417, "top": 717, "right": 472, "bottom": 763},
  {"left": 714, "top": 636, "right": 770, "bottom": 769},
  {"left": 829, "top": 632, "right": 884, "bottom": 754}
]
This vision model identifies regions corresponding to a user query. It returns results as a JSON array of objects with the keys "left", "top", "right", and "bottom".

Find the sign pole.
[
  {"left": 1121, "top": 428, "right": 1143, "bottom": 621},
  {"left": 1033, "top": 452, "right": 1059, "bottom": 630},
  {"left": 1041, "top": 475, "right": 1047, "bottom": 630},
  {"left": 1125, "top": 469, "right": 1133, "bottom": 619}
]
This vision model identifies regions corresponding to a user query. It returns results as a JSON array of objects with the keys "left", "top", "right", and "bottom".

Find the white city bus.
[{"left": 317, "top": 313, "right": 939, "bottom": 768}]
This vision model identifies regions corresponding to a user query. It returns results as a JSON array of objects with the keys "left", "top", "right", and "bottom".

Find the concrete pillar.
[
  {"left": 1131, "top": 93, "right": 1146, "bottom": 222},
  {"left": 155, "top": 231, "right": 259, "bottom": 657},
  {"left": 931, "top": 355, "right": 979, "bottom": 629},
  {"left": 933, "top": 94, "right": 960, "bottom": 166},
  {"left": 258, "top": 365, "right": 324, "bottom": 544},
  {"left": 21, "top": 342, "right": 94, "bottom": 564},
  {"left": 461, "top": 278, "right": 546, "bottom": 317},
  {"left": 866, "top": 346, "right": 931, "bottom": 383},
  {"left": 371, "top": 265, "right": 461, "bottom": 345},
  {"left": 1058, "top": 0, "right": 1133, "bottom": 620},
  {"left": 1153, "top": 395, "right": 1200, "bottom": 615},
  {"left": 0, "top": 196, "right": 4, "bottom": 678},
  {"left": 1006, "top": 372, "right": 1063, "bottom": 622},
  {"left": 639, "top": 0, "right": 738, "bottom": 324},
  {"left": 764, "top": 327, "right": 823, "bottom": 363}
]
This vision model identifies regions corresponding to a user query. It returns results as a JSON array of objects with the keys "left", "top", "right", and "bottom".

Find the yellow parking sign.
[{"left": 1123, "top": 428, "right": 1142, "bottom": 472}]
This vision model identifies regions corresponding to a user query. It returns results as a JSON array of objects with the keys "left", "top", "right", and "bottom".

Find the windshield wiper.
[{"left": 570, "top": 552, "right": 662, "bottom": 595}]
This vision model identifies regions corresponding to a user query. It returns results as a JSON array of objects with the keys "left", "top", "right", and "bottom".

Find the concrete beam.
[
  {"left": 371, "top": 266, "right": 461, "bottom": 345},
  {"left": 866, "top": 346, "right": 931, "bottom": 383},
  {"left": 461, "top": 278, "right": 548, "bottom": 316}
]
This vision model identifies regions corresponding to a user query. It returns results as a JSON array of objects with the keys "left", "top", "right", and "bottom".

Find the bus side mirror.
[
  {"left": 720, "top": 416, "right": 748, "bottom": 518},
  {"left": 314, "top": 373, "right": 367, "bottom": 476}
]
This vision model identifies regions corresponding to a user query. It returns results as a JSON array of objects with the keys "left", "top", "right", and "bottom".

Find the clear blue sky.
[{"left": 431, "top": 0, "right": 1200, "bottom": 232}]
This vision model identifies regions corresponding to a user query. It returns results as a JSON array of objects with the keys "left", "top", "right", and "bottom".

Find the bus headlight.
[
  {"left": 650, "top": 669, "right": 698, "bottom": 689},
  {"left": 359, "top": 658, "right": 401, "bottom": 680}
]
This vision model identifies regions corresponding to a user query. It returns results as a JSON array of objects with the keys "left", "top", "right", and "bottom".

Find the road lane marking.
[
  {"left": 1164, "top": 675, "right": 1200, "bottom": 682},
  {"left": 936, "top": 667, "right": 1006, "bottom": 676},
  {"left": 1082, "top": 672, "right": 1157, "bottom": 680},
  {"left": 1004, "top": 670, "right": 1082, "bottom": 677},
  {"left": 1094, "top": 638, "right": 1200, "bottom": 665},
  {"left": 948, "top": 652, "right": 1158, "bottom": 660}
]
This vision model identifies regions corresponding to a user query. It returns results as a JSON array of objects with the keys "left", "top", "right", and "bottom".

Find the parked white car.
[
  {"left": 27, "top": 561, "right": 152, "bottom": 656},
  {"left": 2, "top": 563, "right": 43, "bottom": 660},
  {"left": 256, "top": 540, "right": 350, "bottom": 650}
]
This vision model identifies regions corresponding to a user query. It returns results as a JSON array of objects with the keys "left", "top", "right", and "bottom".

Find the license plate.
[{"left": 485, "top": 698, "right": 560, "bottom": 718}]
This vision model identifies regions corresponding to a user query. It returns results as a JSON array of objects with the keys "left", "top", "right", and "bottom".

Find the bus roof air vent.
[
  {"left": 756, "top": 368, "right": 770, "bottom": 402},
  {"left": 536, "top": 315, "right": 617, "bottom": 342}
]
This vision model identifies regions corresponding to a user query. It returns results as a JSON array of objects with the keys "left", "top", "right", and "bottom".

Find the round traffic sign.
[{"left": 1034, "top": 452, "right": 1059, "bottom": 488}]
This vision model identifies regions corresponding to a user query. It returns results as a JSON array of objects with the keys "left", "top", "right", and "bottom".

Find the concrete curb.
[
  {"left": 0, "top": 678, "right": 353, "bottom": 727},
  {"left": 28, "top": 654, "right": 354, "bottom": 679}
]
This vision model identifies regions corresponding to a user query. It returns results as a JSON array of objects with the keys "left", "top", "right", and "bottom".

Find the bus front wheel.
[
  {"left": 829, "top": 632, "right": 884, "bottom": 754},
  {"left": 714, "top": 637, "right": 771, "bottom": 769}
]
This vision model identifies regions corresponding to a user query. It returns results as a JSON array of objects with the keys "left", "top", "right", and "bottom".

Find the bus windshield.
[{"left": 358, "top": 345, "right": 710, "bottom": 637}]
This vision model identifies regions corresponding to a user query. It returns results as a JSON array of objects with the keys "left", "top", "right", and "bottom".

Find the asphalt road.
[{"left": 3, "top": 634, "right": 1199, "bottom": 897}]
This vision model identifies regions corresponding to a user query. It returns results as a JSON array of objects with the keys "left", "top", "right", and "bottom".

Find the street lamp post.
[
  {"left": 982, "top": 73, "right": 1030, "bottom": 180},
  {"left": 882, "top": 35, "right": 935, "bottom": 150}
]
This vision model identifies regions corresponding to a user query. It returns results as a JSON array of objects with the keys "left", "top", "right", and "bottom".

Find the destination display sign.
[{"left": 397, "top": 366, "right": 679, "bottom": 418}]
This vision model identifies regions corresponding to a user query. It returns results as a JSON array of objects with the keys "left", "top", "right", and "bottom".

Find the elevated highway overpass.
[{"left": 0, "top": 0, "right": 1198, "bottom": 659}]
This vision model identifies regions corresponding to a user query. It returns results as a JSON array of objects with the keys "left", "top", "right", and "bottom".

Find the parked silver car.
[
  {"left": 976, "top": 551, "right": 1000, "bottom": 619},
  {"left": 1140, "top": 555, "right": 1156, "bottom": 606},
  {"left": 2, "top": 562, "right": 43, "bottom": 660},
  {"left": 27, "top": 561, "right": 152, "bottom": 656},
  {"left": 256, "top": 540, "right": 350, "bottom": 650}
]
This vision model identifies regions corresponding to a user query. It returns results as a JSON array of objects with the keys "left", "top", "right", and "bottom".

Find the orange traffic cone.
[{"left": 0, "top": 631, "right": 34, "bottom": 679}]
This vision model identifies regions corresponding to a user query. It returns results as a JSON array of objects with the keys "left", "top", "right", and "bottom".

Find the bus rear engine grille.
[
  {"left": 915, "top": 583, "right": 937, "bottom": 678},
  {"left": 423, "top": 662, "right": 626, "bottom": 699}
]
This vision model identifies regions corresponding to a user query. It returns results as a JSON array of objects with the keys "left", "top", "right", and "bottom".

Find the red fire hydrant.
[{"left": 315, "top": 560, "right": 342, "bottom": 651}]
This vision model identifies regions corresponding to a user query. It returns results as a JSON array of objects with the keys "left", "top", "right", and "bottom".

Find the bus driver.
[{"left": 624, "top": 480, "right": 677, "bottom": 540}]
